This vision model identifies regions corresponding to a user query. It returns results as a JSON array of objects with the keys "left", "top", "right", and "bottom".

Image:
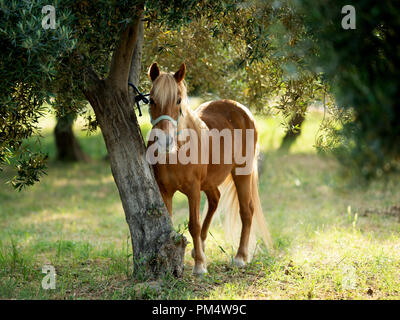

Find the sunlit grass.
[{"left": 1, "top": 108, "right": 400, "bottom": 299}]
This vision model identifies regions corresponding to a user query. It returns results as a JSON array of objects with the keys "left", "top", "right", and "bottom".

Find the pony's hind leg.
[
  {"left": 187, "top": 184, "right": 207, "bottom": 275},
  {"left": 191, "top": 188, "right": 220, "bottom": 258},
  {"left": 231, "top": 173, "right": 254, "bottom": 267}
]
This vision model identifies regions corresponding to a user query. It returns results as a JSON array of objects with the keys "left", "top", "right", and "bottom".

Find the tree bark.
[
  {"left": 54, "top": 113, "right": 89, "bottom": 162},
  {"left": 129, "top": 17, "right": 144, "bottom": 89},
  {"left": 82, "top": 13, "right": 187, "bottom": 278}
]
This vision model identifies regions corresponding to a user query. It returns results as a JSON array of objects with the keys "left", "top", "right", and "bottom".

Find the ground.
[{"left": 1, "top": 106, "right": 399, "bottom": 299}]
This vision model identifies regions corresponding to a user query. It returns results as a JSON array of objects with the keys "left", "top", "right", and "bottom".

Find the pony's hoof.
[
  {"left": 233, "top": 257, "right": 246, "bottom": 268},
  {"left": 192, "top": 264, "right": 208, "bottom": 275}
]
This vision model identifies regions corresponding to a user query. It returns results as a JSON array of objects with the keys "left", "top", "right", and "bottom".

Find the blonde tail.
[
  {"left": 204, "top": 147, "right": 273, "bottom": 256},
  {"left": 250, "top": 150, "right": 274, "bottom": 252},
  {"left": 217, "top": 174, "right": 240, "bottom": 251}
]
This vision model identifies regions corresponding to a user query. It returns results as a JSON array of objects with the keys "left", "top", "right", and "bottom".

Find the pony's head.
[{"left": 147, "top": 62, "right": 187, "bottom": 152}]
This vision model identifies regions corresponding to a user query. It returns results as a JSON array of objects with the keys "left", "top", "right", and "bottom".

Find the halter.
[{"left": 150, "top": 106, "right": 183, "bottom": 135}]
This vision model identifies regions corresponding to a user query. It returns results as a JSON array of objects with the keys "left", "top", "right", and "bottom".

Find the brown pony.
[{"left": 146, "top": 62, "right": 272, "bottom": 275}]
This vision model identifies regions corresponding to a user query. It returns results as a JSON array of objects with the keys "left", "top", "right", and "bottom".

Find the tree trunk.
[
  {"left": 279, "top": 110, "right": 306, "bottom": 152},
  {"left": 82, "top": 15, "right": 186, "bottom": 278},
  {"left": 54, "top": 113, "right": 89, "bottom": 162},
  {"left": 85, "top": 81, "right": 186, "bottom": 277}
]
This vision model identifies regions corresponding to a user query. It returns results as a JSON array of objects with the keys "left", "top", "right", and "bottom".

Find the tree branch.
[
  {"left": 129, "top": 15, "right": 144, "bottom": 87},
  {"left": 71, "top": 50, "right": 102, "bottom": 95},
  {"left": 108, "top": 7, "right": 144, "bottom": 90},
  {"left": 128, "top": 14, "right": 144, "bottom": 102}
]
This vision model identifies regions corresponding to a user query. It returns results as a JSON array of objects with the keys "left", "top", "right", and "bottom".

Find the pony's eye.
[
  {"left": 177, "top": 97, "right": 181, "bottom": 105},
  {"left": 150, "top": 98, "right": 155, "bottom": 105}
]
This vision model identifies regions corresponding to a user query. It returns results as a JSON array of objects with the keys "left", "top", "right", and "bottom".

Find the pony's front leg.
[
  {"left": 187, "top": 186, "right": 207, "bottom": 275},
  {"left": 160, "top": 191, "right": 173, "bottom": 217}
]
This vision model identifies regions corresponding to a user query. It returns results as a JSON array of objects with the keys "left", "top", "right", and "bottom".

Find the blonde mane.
[{"left": 151, "top": 72, "right": 186, "bottom": 112}]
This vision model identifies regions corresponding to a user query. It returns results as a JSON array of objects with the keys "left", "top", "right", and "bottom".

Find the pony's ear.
[
  {"left": 174, "top": 63, "right": 186, "bottom": 82},
  {"left": 148, "top": 62, "right": 160, "bottom": 82}
]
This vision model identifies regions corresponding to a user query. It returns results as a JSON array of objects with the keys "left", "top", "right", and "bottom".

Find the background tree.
[
  {"left": 299, "top": 0, "right": 400, "bottom": 178},
  {"left": 54, "top": 113, "right": 89, "bottom": 162}
]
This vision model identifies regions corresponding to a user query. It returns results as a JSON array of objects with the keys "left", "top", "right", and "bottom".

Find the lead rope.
[{"left": 128, "top": 82, "right": 149, "bottom": 117}]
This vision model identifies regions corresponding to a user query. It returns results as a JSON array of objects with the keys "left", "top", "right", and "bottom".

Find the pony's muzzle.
[
  {"left": 149, "top": 119, "right": 177, "bottom": 153},
  {"left": 154, "top": 131, "right": 175, "bottom": 153},
  {"left": 155, "top": 134, "right": 174, "bottom": 148}
]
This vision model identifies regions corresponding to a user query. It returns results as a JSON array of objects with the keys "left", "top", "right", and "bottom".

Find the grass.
[{"left": 1, "top": 106, "right": 400, "bottom": 299}]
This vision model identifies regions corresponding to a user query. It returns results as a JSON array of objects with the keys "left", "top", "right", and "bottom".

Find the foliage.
[
  {"left": 299, "top": 0, "right": 400, "bottom": 179},
  {"left": 0, "top": 0, "right": 239, "bottom": 189},
  {"left": 10, "top": 151, "right": 48, "bottom": 191},
  {"left": 3, "top": 0, "right": 396, "bottom": 187},
  {"left": 139, "top": 0, "right": 326, "bottom": 158},
  {"left": 141, "top": 0, "right": 324, "bottom": 115},
  {"left": 0, "top": 0, "right": 76, "bottom": 185}
]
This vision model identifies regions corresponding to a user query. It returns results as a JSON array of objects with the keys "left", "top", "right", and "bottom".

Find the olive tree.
[{"left": 0, "top": 0, "right": 238, "bottom": 277}]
